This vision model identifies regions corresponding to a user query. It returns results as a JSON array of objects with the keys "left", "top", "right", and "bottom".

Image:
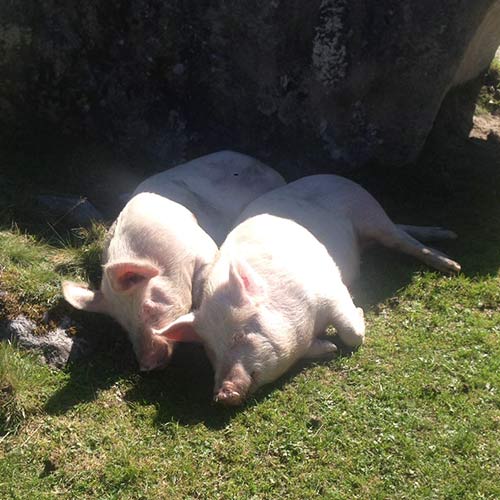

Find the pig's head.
[
  {"left": 62, "top": 259, "right": 197, "bottom": 371},
  {"left": 160, "top": 258, "right": 285, "bottom": 405}
]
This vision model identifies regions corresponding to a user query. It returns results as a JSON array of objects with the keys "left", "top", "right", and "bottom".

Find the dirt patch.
[{"left": 470, "top": 113, "right": 500, "bottom": 141}]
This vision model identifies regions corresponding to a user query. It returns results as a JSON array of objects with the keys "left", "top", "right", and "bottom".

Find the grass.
[
  {"left": 0, "top": 265, "right": 499, "bottom": 498},
  {"left": 1, "top": 67, "right": 500, "bottom": 499},
  {"left": 476, "top": 57, "right": 500, "bottom": 115},
  {"left": 0, "top": 344, "right": 59, "bottom": 437},
  {"left": 0, "top": 224, "right": 106, "bottom": 322}
]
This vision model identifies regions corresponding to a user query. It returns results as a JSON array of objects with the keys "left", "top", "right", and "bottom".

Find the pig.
[
  {"left": 132, "top": 150, "right": 286, "bottom": 245},
  {"left": 62, "top": 151, "right": 285, "bottom": 371},
  {"left": 160, "top": 174, "right": 461, "bottom": 405}
]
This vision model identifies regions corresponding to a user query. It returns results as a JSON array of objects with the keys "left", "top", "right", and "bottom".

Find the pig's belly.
[{"left": 312, "top": 221, "right": 360, "bottom": 287}]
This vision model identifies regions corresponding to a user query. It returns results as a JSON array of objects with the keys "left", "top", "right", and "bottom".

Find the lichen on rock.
[{"left": 312, "top": 0, "right": 348, "bottom": 90}]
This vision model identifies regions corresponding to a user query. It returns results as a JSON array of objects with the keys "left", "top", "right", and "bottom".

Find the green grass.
[
  {"left": 0, "top": 268, "right": 498, "bottom": 498},
  {"left": 0, "top": 344, "right": 59, "bottom": 437},
  {"left": 476, "top": 58, "right": 500, "bottom": 115},
  {"left": 1, "top": 115, "right": 500, "bottom": 498},
  {"left": 0, "top": 224, "right": 106, "bottom": 319}
]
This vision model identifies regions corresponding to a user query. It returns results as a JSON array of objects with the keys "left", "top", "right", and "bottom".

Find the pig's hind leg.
[
  {"left": 352, "top": 195, "right": 461, "bottom": 274},
  {"left": 395, "top": 225, "right": 457, "bottom": 242},
  {"left": 371, "top": 225, "right": 461, "bottom": 274}
]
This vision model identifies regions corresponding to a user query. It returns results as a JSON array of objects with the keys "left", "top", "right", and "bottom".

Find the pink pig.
[
  {"left": 62, "top": 151, "right": 285, "bottom": 370},
  {"left": 161, "top": 175, "right": 461, "bottom": 405}
]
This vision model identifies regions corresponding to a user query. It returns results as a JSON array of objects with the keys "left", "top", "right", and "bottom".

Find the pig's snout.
[
  {"left": 214, "top": 381, "right": 246, "bottom": 406},
  {"left": 138, "top": 334, "right": 173, "bottom": 372}
]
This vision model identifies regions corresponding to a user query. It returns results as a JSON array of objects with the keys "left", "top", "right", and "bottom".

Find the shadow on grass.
[
  {"left": 124, "top": 343, "right": 353, "bottom": 430},
  {"left": 44, "top": 337, "right": 241, "bottom": 429},
  {"left": 44, "top": 317, "right": 138, "bottom": 415},
  {"left": 352, "top": 135, "right": 500, "bottom": 297},
  {"left": 124, "top": 343, "right": 237, "bottom": 430},
  {"left": 44, "top": 329, "right": 358, "bottom": 431}
]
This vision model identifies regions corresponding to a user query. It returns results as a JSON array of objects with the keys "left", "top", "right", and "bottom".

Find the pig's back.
[
  {"left": 133, "top": 151, "right": 285, "bottom": 244},
  {"left": 235, "top": 176, "right": 361, "bottom": 285},
  {"left": 223, "top": 214, "right": 344, "bottom": 299},
  {"left": 106, "top": 192, "right": 217, "bottom": 267}
]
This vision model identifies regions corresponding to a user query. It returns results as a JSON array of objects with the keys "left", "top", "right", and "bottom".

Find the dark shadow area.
[
  {"left": 126, "top": 341, "right": 352, "bottom": 429},
  {"left": 0, "top": 139, "right": 146, "bottom": 244},
  {"left": 123, "top": 343, "right": 238, "bottom": 430},
  {"left": 44, "top": 317, "right": 137, "bottom": 415},
  {"left": 348, "top": 131, "right": 500, "bottom": 308},
  {"left": 45, "top": 334, "right": 241, "bottom": 429}
]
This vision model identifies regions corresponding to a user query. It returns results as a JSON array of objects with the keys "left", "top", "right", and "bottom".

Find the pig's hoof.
[{"left": 437, "top": 257, "right": 461, "bottom": 274}]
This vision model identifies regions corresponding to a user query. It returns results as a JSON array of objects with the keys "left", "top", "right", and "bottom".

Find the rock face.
[{"left": 1, "top": 1, "right": 499, "bottom": 171}]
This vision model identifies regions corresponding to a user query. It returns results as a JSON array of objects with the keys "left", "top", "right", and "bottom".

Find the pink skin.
[
  {"left": 137, "top": 332, "right": 174, "bottom": 372},
  {"left": 63, "top": 260, "right": 198, "bottom": 371}
]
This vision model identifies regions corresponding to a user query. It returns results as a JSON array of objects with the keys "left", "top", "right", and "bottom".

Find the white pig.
[
  {"left": 62, "top": 151, "right": 285, "bottom": 370},
  {"left": 132, "top": 150, "right": 286, "bottom": 245},
  {"left": 160, "top": 175, "right": 461, "bottom": 404}
]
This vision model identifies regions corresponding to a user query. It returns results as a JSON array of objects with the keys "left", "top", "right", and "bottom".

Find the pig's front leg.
[
  {"left": 326, "top": 284, "right": 366, "bottom": 348},
  {"left": 304, "top": 338, "right": 338, "bottom": 358}
]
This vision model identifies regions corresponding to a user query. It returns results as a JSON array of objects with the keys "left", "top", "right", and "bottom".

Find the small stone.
[
  {"left": 0, "top": 315, "right": 92, "bottom": 369},
  {"left": 36, "top": 194, "right": 103, "bottom": 228}
]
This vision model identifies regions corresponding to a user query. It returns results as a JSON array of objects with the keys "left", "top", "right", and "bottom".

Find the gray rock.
[
  {"left": 202, "top": 0, "right": 500, "bottom": 168},
  {"left": 36, "top": 195, "right": 103, "bottom": 228},
  {"left": 1, "top": 1, "right": 499, "bottom": 170},
  {"left": 0, "top": 315, "right": 92, "bottom": 368}
]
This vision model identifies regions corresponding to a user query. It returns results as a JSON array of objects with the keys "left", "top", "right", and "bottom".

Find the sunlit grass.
[{"left": 0, "top": 223, "right": 106, "bottom": 315}]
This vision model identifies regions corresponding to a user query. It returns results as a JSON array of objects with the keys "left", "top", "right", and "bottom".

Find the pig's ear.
[
  {"left": 62, "top": 281, "right": 108, "bottom": 313},
  {"left": 157, "top": 312, "right": 202, "bottom": 343},
  {"left": 228, "top": 258, "right": 266, "bottom": 303},
  {"left": 105, "top": 261, "right": 160, "bottom": 294}
]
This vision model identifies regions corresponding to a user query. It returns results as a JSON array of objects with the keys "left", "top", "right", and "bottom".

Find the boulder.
[
  {"left": 203, "top": 0, "right": 500, "bottom": 168},
  {"left": 1, "top": 1, "right": 499, "bottom": 171}
]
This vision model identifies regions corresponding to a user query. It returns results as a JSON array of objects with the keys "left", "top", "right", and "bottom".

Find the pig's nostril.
[{"left": 214, "top": 386, "right": 243, "bottom": 406}]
